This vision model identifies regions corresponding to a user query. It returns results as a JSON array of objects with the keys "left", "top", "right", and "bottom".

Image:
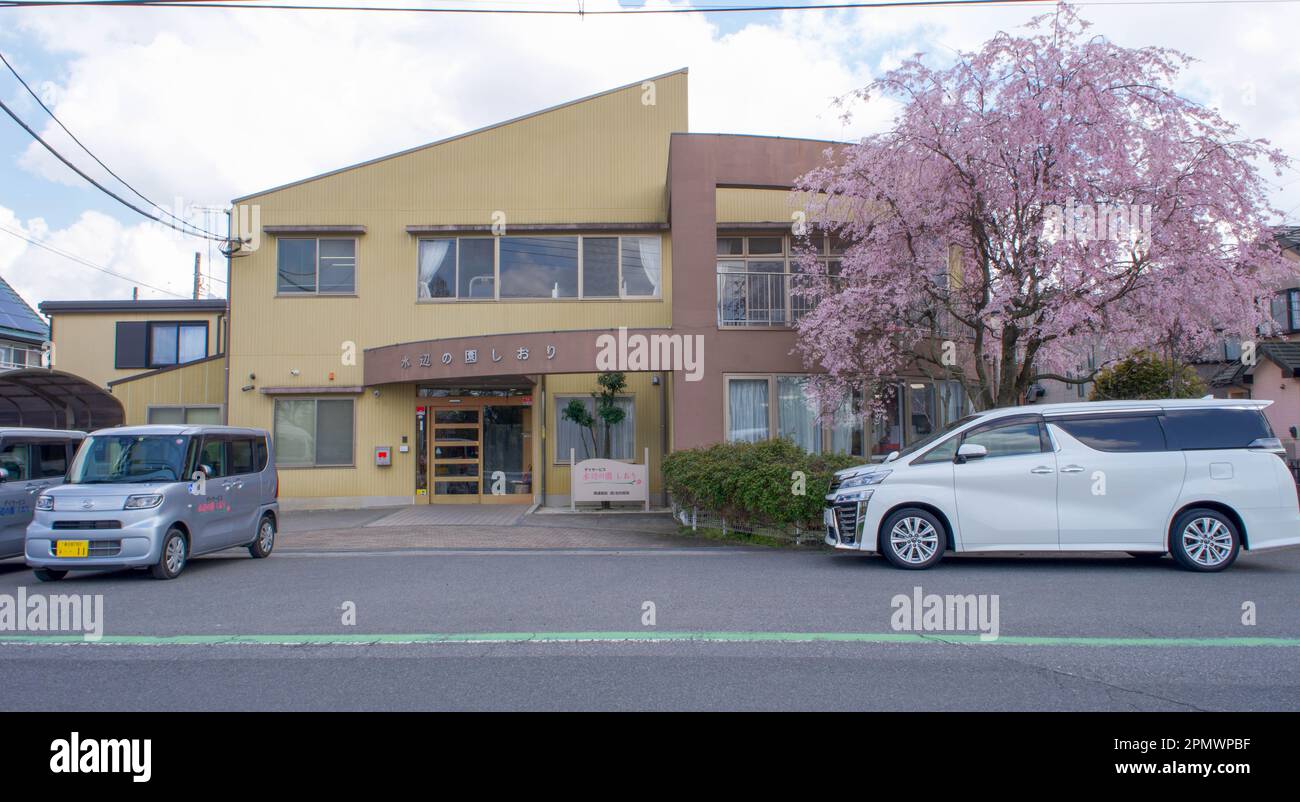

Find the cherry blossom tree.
[{"left": 794, "top": 3, "right": 1294, "bottom": 412}]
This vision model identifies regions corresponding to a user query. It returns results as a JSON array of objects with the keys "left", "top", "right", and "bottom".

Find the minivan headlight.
[
  {"left": 124, "top": 494, "right": 163, "bottom": 510},
  {"left": 35, "top": 495, "right": 54, "bottom": 511},
  {"left": 840, "top": 470, "right": 891, "bottom": 489}
]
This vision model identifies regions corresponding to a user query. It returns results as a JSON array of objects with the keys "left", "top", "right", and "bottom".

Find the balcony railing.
[
  {"left": 0, "top": 347, "right": 44, "bottom": 371},
  {"left": 717, "top": 270, "right": 820, "bottom": 328}
]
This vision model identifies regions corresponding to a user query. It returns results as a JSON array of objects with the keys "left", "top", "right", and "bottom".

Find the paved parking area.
[{"left": 276, "top": 505, "right": 697, "bottom": 551}]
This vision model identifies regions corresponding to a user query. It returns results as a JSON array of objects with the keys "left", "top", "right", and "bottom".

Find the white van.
[{"left": 824, "top": 399, "right": 1300, "bottom": 571}]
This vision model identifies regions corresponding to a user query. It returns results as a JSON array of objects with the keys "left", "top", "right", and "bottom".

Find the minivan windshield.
[
  {"left": 69, "top": 434, "right": 192, "bottom": 484},
  {"left": 893, "top": 414, "right": 982, "bottom": 460}
]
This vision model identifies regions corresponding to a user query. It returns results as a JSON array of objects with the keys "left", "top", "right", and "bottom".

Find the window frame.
[
  {"left": 957, "top": 415, "right": 1052, "bottom": 461},
  {"left": 1047, "top": 412, "right": 1170, "bottom": 454},
  {"left": 276, "top": 237, "right": 358, "bottom": 296},
  {"left": 146, "top": 404, "right": 224, "bottom": 425},
  {"left": 416, "top": 233, "right": 663, "bottom": 303},
  {"left": 716, "top": 233, "right": 840, "bottom": 328},
  {"left": 722, "top": 373, "right": 866, "bottom": 456},
  {"left": 272, "top": 397, "right": 357, "bottom": 468},
  {"left": 144, "top": 320, "right": 209, "bottom": 369},
  {"left": 553, "top": 393, "right": 636, "bottom": 465}
]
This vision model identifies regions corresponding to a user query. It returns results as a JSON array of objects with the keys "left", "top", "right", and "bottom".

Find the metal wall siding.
[
  {"left": 227, "top": 74, "right": 687, "bottom": 500},
  {"left": 51, "top": 311, "right": 224, "bottom": 388},
  {"left": 111, "top": 357, "right": 226, "bottom": 424}
]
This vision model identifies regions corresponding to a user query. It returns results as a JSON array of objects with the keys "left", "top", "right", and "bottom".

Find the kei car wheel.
[
  {"left": 249, "top": 515, "right": 275, "bottom": 559},
  {"left": 1169, "top": 509, "right": 1240, "bottom": 572},
  {"left": 33, "top": 568, "right": 67, "bottom": 582},
  {"left": 880, "top": 508, "right": 946, "bottom": 570},
  {"left": 150, "top": 528, "right": 188, "bottom": 580}
]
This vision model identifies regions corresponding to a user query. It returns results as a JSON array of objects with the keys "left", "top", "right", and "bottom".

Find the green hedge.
[{"left": 662, "top": 439, "right": 863, "bottom": 530}]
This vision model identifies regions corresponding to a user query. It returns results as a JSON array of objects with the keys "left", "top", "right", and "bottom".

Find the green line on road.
[{"left": 3, "top": 632, "right": 1300, "bottom": 647}]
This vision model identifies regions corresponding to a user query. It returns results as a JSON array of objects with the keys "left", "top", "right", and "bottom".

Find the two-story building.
[
  {"left": 223, "top": 70, "right": 967, "bottom": 510},
  {"left": 39, "top": 298, "right": 227, "bottom": 426},
  {"left": 0, "top": 275, "right": 47, "bottom": 370}
]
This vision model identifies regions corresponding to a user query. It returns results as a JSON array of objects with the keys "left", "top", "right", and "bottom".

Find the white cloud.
[
  {"left": 0, "top": 205, "right": 216, "bottom": 305},
  {"left": 1, "top": 0, "right": 1298, "bottom": 309}
]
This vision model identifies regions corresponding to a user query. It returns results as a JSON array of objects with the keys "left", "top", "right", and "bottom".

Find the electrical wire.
[
  {"left": 1, "top": 0, "right": 1298, "bottom": 12},
  {"left": 0, "top": 50, "right": 225, "bottom": 241},
  {"left": 0, "top": 225, "right": 192, "bottom": 297},
  {"left": 0, "top": 96, "right": 228, "bottom": 242}
]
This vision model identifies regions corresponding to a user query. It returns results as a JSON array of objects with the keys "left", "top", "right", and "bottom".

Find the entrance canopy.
[{"left": 0, "top": 368, "right": 124, "bottom": 430}]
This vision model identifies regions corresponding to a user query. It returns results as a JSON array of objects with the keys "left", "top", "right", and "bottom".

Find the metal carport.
[{"left": 0, "top": 368, "right": 124, "bottom": 430}]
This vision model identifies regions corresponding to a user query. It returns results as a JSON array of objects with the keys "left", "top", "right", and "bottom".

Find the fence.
[{"left": 669, "top": 499, "right": 825, "bottom": 545}]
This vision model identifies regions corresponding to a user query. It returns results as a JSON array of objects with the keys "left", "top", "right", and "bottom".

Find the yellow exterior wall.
[
  {"left": 228, "top": 72, "right": 687, "bottom": 504},
  {"left": 110, "top": 357, "right": 227, "bottom": 424},
  {"left": 542, "top": 372, "right": 665, "bottom": 500},
  {"left": 716, "top": 187, "right": 799, "bottom": 224},
  {"left": 50, "top": 310, "right": 224, "bottom": 388}
]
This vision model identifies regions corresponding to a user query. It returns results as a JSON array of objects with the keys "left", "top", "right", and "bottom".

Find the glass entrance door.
[
  {"left": 482, "top": 404, "right": 532, "bottom": 502},
  {"left": 431, "top": 405, "right": 481, "bottom": 501},
  {"left": 423, "top": 396, "right": 532, "bottom": 504}
]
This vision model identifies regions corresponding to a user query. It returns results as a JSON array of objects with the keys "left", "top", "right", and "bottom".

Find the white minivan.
[{"left": 824, "top": 399, "right": 1300, "bottom": 571}]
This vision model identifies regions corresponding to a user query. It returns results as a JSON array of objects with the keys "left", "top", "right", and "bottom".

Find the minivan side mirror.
[
  {"left": 955, "top": 443, "right": 988, "bottom": 463},
  {"left": 198, "top": 464, "right": 214, "bottom": 478},
  {"left": 884, "top": 450, "right": 900, "bottom": 463}
]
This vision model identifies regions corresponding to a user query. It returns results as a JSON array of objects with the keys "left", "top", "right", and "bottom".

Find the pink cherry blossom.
[{"left": 794, "top": 3, "right": 1294, "bottom": 415}]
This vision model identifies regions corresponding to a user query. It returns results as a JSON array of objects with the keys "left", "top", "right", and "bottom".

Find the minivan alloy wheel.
[
  {"left": 890, "top": 516, "right": 940, "bottom": 565},
  {"left": 258, "top": 520, "right": 274, "bottom": 552},
  {"left": 1181, "top": 517, "right": 1234, "bottom": 568}
]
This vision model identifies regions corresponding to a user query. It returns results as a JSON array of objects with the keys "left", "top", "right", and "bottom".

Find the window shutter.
[{"left": 114, "top": 322, "right": 148, "bottom": 368}]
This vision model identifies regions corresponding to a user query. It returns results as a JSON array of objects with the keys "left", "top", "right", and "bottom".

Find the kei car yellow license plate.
[{"left": 56, "top": 540, "right": 88, "bottom": 558}]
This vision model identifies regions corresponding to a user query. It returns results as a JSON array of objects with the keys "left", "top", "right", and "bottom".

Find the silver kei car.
[{"left": 25, "top": 425, "right": 280, "bottom": 581}]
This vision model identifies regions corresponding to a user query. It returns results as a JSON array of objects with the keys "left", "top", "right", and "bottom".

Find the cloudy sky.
[{"left": 0, "top": 0, "right": 1297, "bottom": 312}]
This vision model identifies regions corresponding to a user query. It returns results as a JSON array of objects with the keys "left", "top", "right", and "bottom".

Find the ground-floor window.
[
  {"left": 147, "top": 405, "right": 223, "bottom": 425},
  {"left": 273, "top": 398, "right": 355, "bottom": 467},
  {"left": 725, "top": 374, "right": 968, "bottom": 459},
  {"left": 555, "top": 395, "right": 635, "bottom": 462}
]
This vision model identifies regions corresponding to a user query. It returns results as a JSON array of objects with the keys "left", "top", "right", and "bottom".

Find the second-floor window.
[
  {"left": 716, "top": 234, "right": 842, "bottom": 327},
  {"left": 1272, "top": 288, "right": 1300, "bottom": 333},
  {"left": 149, "top": 321, "right": 207, "bottom": 368},
  {"left": 114, "top": 320, "right": 208, "bottom": 369},
  {"left": 417, "top": 235, "right": 662, "bottom": 301},
  {"left": 277, "top": 238, "right": 356, "bottom": 295}
]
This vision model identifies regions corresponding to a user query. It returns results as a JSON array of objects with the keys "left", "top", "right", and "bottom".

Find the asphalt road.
[{"left": 2, "top": 543, "right": 1299, "bottom": 711}]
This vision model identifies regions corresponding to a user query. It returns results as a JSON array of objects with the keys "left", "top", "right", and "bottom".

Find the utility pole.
[
  {"left": 193, "top": 252, "right": 202, "bottom": 299},
  {"left": 132, "top": 287, "right": 139, "bottom": 301}
]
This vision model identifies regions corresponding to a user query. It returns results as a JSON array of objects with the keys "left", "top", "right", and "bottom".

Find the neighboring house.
[
  {"left": 1193, "top": 227, "right": 1300, "bottom": 456},
  {"left": 0, "top": 274, "right": 48, "bottom": 369},
  {"left": 224, "top": 70, "right": 969, "bottom": 510},
  {"left": 38, "top": 298, "right": 228, "bottom": 425}
]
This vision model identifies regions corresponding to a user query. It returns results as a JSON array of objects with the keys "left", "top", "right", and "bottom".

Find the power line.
[
  {"left": 0, "top": 50, "right": 226, "bottom": 241},
  {"left": 0, "top": 96, "right": 228, "bottom": 242},
  {"left": 1, "top": 0, "right": 1298, "bottom": 11},
  {"left": 0, "top": 224, "right": 192, "bottom": 298}
]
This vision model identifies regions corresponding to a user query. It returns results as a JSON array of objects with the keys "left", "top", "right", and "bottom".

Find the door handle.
[
  {"left": 1060, "top": 465, "right": 1085, "bottom": 473},
  {"left": 1030, "top": 466, "right": 1054, "bottom": 474}
]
